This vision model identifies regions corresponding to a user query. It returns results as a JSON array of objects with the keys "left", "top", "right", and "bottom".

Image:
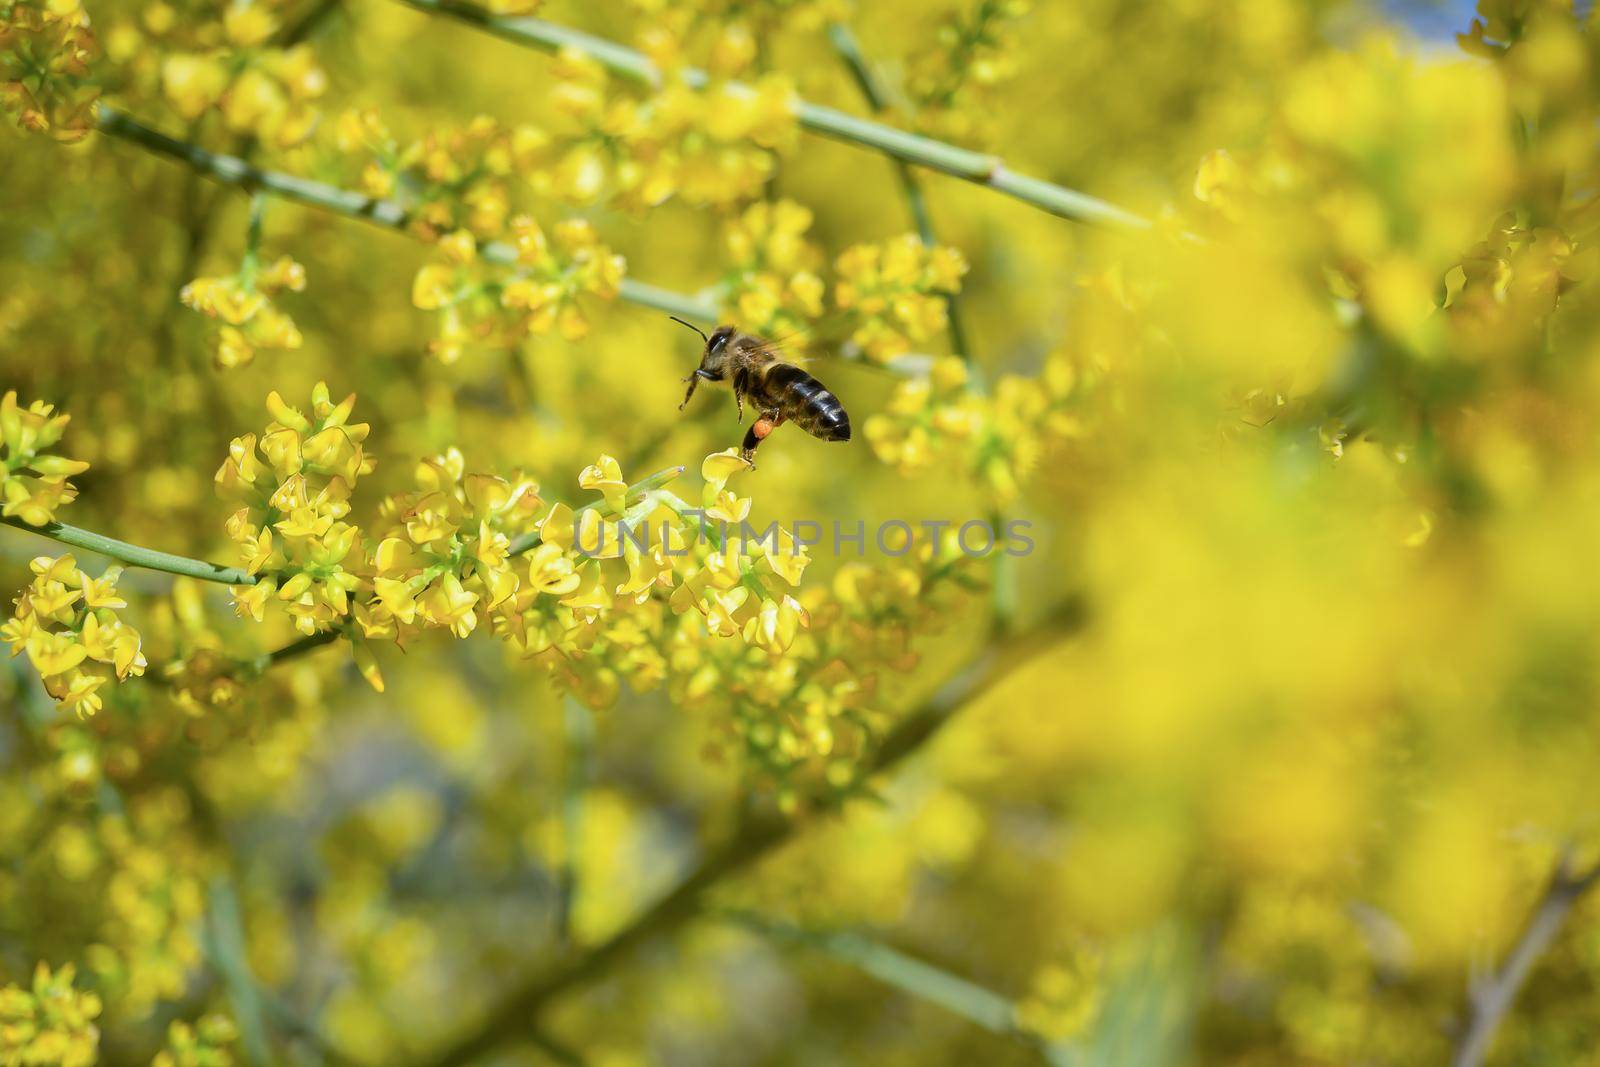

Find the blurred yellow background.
[{"left": 4, "top": 0, "right": 1600, "bottom": 1064}]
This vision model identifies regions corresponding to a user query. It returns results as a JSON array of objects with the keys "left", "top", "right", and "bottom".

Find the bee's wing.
[{"left": 759, "top": 327, "right": 850, "bottom": 366}]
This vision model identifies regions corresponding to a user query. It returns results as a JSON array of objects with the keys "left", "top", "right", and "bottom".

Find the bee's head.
[
  {"left": 703, "top": 325, "right": 736, "bottom": 371},
  {"left": 669, "top": 316, "right": 737, "bottom": 374}
]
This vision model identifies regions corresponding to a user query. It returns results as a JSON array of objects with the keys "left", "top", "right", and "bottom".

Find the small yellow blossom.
[
  {"left": 0, "top": 391, "right": 89, "bottom": 526},
  {"left": 4, "top": 555, "right": 145, "bottom": 716}
]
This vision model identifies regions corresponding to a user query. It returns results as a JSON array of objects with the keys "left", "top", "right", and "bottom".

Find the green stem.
[
  {"left": 827, "top": 22, "right": 971, "bottom": 362},
  {"left": 987, "top": 507, "right": 1017, "bottom": 639},
  {"left": 94, "top": 107, "right": 722, "bottom": 323},
  {"left": 0, "top": 514, "right": 257, "bottom": 585},
  {"left": 391, "top": 0, "right": 1149, "bottom": 230},
  {"left": 249, "top": 630, "right": 341, "bottom": 672},
  {"left": 239, "top": 191, "right": 266, "bottom": 290},
  {"left": 505, "top": 465, "right": 686, "bottom": 556},
  {"left": 205, "top": 879, "right": 272, "bottom": 1067},
  {"left": 721, "top": 911, "right": 1040, "bottom": 1046},
  {"left": 1, "top": 465, "right": 685, "bottom": 592}
]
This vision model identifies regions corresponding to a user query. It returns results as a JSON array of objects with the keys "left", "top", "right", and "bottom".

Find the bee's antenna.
[{"left": 668, "top": 315, "right": 711, "bottom": 344}]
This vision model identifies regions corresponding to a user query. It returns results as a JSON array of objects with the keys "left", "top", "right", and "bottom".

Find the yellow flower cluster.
[
  {"left": 159, "top": 2, "right": 326, "bottom": 148},
  {"left": 2, "top": 555, "right": 146, "bottom": 716},
  {"left": 906, "top": 0, "right": 1031, "bottom": 147},
  {"left": 0, "top": 962, "right": 100, "bottom": 1067},
  {"left": 359, "top": 450, "right": 813, "bottom": 702},
  {"left": 1012, "top": 949, "right": 1103, "bottom": 1042},
  {"left": 630, "top": 0, "right": 848, "bottom": 71},
  {"left": 90, "top": 802, "right": 207, "bottom": 1015},
  {"left": 0, "top": 0, "right": 99, "bottom": 142},
  {"left": 412, "top": 220, "right": 625, "bottom": 362},
  {"left": 1445, "top": 215, "right": 1581, "bottom": 361},
  {"left": 215, "top": 382, "right": 373, "bottom": 634},
  {"left": 674, "top": 528, "right": 981, "bottom": 802},
  {"left": 1221, "top": 887, "right": 1437, "bottom": 1063},
  {"left": 1178, "top": 28, "right": 1588, "bottom": 492},
  {"left": 521, "top": 47, "right": 798, "bottom": 210},
  {"left": 153, "top": 1014, "right": 238, "bottom": 1067},
  {"left": 864, "top": 356, "right": 1080, "bottom": 504},
  {"left": 0, "top": 390, "right": 88, "bottom": 526},
  {"left": 359, "top": 449, "right": 546, "bottom": 676},
  {"left": 336, "top": 110, "right": 535, "bottom": 238},
  {"left": 180, "top": 254, "right": 306, "bottom": 369},
  {"left": 207, "top": 386, "right": 818, "bottom": 710},
  {"left": 721, "top": 198, "right": 825, "bottom": 341},
  {"left": 835, "top": 234, "right": 968, "bottom": 361}
]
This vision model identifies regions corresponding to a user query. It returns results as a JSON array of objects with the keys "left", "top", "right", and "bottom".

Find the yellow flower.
[
  {"left": 24, "top": 628, "right": 87, "bottom": 676},
  {"left": 232, "top": 577, "right": 277, "bottom": 623},
  {"left": 742, "top": 594, "right": 807, "bottom": 652},
  {"left": 574, "top": 508, "right": 623, "bottom": 559},
  {"left": 527, "top": 542, "right": 581, "bottom": 596},
  {"left": 559, "top": 561, "right": 611, "bottom": 614},
  {"left": 161, "top": 53, "right": 228, "bottom": 120},
  {"left": 578, "top": 454, "right": 627, "bottom": 511},
  {"left": 420, "top": 569, "right": 479, "bottom": 638},
  {"left": 0, "top": 392, "right": 88, "bottom": 526},
  {"left": 701, "top": 448, "right": 749, "bottom": 496},
  {"left": 181, "top": 258, "right": 307, "bottom": 369},
  {"left": 79, "top": 611, "right": 145, "bottom": 680}
]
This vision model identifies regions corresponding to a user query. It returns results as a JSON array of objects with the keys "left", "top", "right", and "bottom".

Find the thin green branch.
[
  {"left": 408, "top": 601, "right": 1086, "bottom": 1067},
  {"left": 392, "top": 0, "right": 1149, "bottom": 230},
  {"left": 827, "top": 22, "right": 971, "bottom": 362},
  {"left": 725, "top": 911, "right": 1084, "bottom": 1065},
  {"left": 205, "top": 879, "right": 272, "bottom": 1067},
  {"left": 95, "top": 109, "right": 939, "bottom": 378},
  {"left": 0, "top": 514, "right": 257, "bottom": 585},
  {"left": 94, "top": 107, "right": 722, "bottom": 323},
  {"left": 505, "top": 464, "right": 685, "bottom": 555},
  {"left": 248, "top": 630, "right": 342, "bottom": 673},
  {"left": 725, "top": 911, "right": 1019, "bottom": 1033},
  {"left": 1, "top": 465, "right": 686, "bottom": 594}
]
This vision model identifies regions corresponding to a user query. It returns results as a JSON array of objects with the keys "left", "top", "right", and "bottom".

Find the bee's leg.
[
  {"left": 739, "top": 422, "right": 762, "bottom": 466},
  {"left": 734, "top": 389, "right": 744, "bottom": 424},
  {"left": 679, "top": 369, "right": 712, "bottom": 411},
  {"left": 739, "top": 410, "right": 784, "bottom": 466}
]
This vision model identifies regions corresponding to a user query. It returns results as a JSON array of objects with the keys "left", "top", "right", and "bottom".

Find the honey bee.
[{"left": 672, "top": 317, "right": 851, "bottom": 464}]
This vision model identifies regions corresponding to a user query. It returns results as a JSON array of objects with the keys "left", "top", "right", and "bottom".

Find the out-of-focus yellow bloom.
[
  {"left": 160, "top": 35, "right": 325, "bottom": 148},
  {"left": 721, "top": 198, "right": 825, "bottom": 340},
  {"left": 835, "top": 235, "right": 968, "bottom": 361},
  {"left": 1013, "top": 949, "right": 1103, "bottom": 1042},
  {"left": 0, "top": 962, "right": 101, "bottom": 1067},
  {"left": 181, "top": 255, "right": 307, "bottom": 369},
  {"left": 516, "top": 46, "right": 798, "bottom": 211},
  {"left": 864, "top": 355, "right": 1072, "bottom": 504},
  {"left": 0, "top": 0, "right": 100, "bottom": 141},
  {"left": 411, "top": 219, "right": 624, "bottom": 360},
  {"left": 905, "top": 0, "right": 1031, "bottom": 146},
  {"left": 152, "top": 1014, "right": 238, "bottom": 1067}
]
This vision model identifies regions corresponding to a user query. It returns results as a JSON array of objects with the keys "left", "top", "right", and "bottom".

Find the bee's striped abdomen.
[{"left": 759, "top": 363, "right": 851, "bottom": 442}]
